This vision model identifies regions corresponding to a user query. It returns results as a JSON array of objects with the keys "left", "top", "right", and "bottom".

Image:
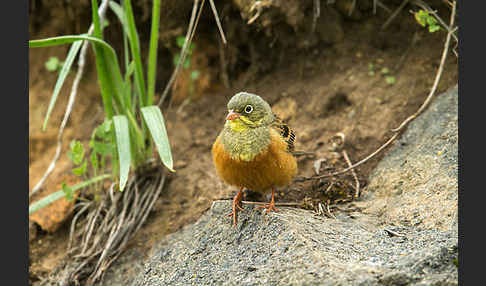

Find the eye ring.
[{"left": 244, "top": 104, "right": 253, "bottom": 113}]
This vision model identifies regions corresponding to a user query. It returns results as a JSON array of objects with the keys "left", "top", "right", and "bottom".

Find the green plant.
[
  {"left": 414, "top": 9, "right": 441, "bottom": 33},
  {"left": 174, "top": 36, "right": 200, "bottom": 96},
  {"left": 173, "top": 36, "right": 194, "bottom": 69},
  {"left": 367, "top": 62, "right": 396, "bottom": 85},
  {"left": 45, "top": 56, "right": 65, "bottom": 72},
  {"left": 368, "top": 63, "right": 375, "bottom": 76},
  {"left": 29, "top": 0, "right": 172, "bottom": 212},
  {"left": 384, "top": 75, "right": 396, "bottom": 85}
]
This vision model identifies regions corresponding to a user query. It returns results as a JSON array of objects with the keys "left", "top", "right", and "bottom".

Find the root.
[{"left": 44, "top": 169, "right": 167, "bottom": 286}]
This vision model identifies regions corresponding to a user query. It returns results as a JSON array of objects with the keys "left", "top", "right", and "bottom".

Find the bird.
[{"left": 212, "top": 92, "right": 298, "bottom": 226}]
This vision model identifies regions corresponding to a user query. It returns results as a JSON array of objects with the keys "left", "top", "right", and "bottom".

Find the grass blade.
[
  {"left": 42, "top": 40, "right": 83, "bottom": 131},
  {"left": 108, "top": 1, "right": 130, "bottom": 39},
  {"left": 113, "top": 115, "right": 131, "bottom": 191},
  {"left": 124, "top": 0, "right": 147, "bottom": 106},
  {"left": 141, "top": 106, "right": 174, "bottom": 172},
  {"left": 147, "top": 0, "right": 161, "bottom": 106},
  {"left": 91, "top": 0, "right": 126, "bottom": 118},
  {"left": 30, "top": 35, "right": 111, "bottom": 50},
  {"left": 30, "top": 33, "right": 126, "bottom": 117},
  {"left": 29, "top": 174, "right": 111, "bottom": 215}
]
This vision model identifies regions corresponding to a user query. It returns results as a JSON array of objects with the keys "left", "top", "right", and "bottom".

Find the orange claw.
[
  {"left": 257, "top": 188, "right": 279, "bottom": 214},
  {"left": 227, "top": 188, "right": 244, "bottom": 226}
]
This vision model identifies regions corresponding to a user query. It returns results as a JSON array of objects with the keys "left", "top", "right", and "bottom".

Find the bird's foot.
[
  {"left": 257, "top": 188, "right": 279, "bottom": 214},
  {"left": 257, "top": 201, "right": 279, "bottom": 214},
  {"left": 227, "top": 189, "right": 244, "bottom": 226}
]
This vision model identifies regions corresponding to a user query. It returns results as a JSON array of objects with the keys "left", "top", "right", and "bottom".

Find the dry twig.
[
  {"left": 158, "top": 0, "right": 227, "bottom": 107},
  {"left": 384, "top": 228, "right": 405, "bottom": 237},
  {"left": 297, "top": 1, "right": 456, "bottom": 183},
  {"left": 311, "top": 0, "right": 321, "bottom": 34},
  {"left": 342, "top": 150, "right": 360, "bottom": 198},
  {"left": 392, "top": 0, "right": 456, "bottom": 132},
  {"left": 158, "top": 0, "right": 202, "bottom": 107},
  {"left": 241, "top": 201, "right": 302, "bottom": 207},
  {"left": 381, "top": 0, "right": 410, "bottom": 30},
  {"left": 208, "top": 0, "right": 227, "bottom": 44}
]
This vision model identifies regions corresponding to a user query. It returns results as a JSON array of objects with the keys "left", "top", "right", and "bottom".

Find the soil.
[{"left": 28, "top": 1, "right": 458, "bottom": 284}]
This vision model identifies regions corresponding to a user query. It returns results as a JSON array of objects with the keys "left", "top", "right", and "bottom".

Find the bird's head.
[{"left": 224, "top": 92, "right": 274, "bottom": 132}]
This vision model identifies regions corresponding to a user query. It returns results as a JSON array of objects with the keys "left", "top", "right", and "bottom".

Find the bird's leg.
[
  {"left": 227, "top": 187, "right": 244, "bottom": 226},
  {"left": 257, "top": 187, "right": 279, "bottom": 214}
]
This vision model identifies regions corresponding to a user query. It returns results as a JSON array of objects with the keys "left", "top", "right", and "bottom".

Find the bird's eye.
[{"left": 244, "top": 105, "right": 253, "bottom": 113}]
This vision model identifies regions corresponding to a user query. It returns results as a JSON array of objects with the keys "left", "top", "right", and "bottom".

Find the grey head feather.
[{"left": 227, "top": 92, "right": 274, "bottom": 126}]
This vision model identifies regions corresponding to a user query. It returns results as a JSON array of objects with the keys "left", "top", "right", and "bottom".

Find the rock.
[
  {"left": 29, "top": 174, "right": 80, "bottom": 233},
  {"left": 130, "top": 86, "right": 458, "bottom": 285},
  {"left": 358, "top": 85, "right": 458, "bottom": 232},
  {"left": 133, "top": 202, "right": 457, "bottom": 286}
]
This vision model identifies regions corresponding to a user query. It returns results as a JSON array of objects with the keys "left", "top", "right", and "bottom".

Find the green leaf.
[
  {"left": 29, "top": 174, "right": 111, "bottom": 215},
  {"left": 30, "top": 32, "right": 126, "bottom": 119},
  {"left": 429, "top": 25, "right": 440, "bottom": 33},
  {"left": 173, "top": 54, "right": 180, "bottom": 66},
  {"left": 176, "top": 36, "right": 185, "bottom": 48},
  {"left": 141, "top": 106, "right": 174, "bottom": 171},
  {"left": 414, "top": 10, "right": 427, "bottom": 27},
  {"left": 92, "top": 0, "right": 126, "bottom": 117},
  {"left": 190, "top": 70, "right": 200, "bottom": 80},
  {"left": 426, "top": 15, "right": 438, "bottom": 26},
  {"left": 45, "top": 57, "right": 60, "bottom": 71},
  {"left": 147, "top": 0, "right": 162, "bottom": 106},
  {"left": 72, "top": 160, "right": 88, "bottom": 176},
  {"left": 91, "top": 141, "right": 114, "bottom": 156},
  {"left": 385, "top": 76, "right": 396, "bottom": 85},
  {"left": 109, "top": 0, "right": 131, "bottom": 40},
  {"left": 42, "top": 40, "right": 83, "bottom": 131},
  {"left": 125, "top": 61, "right": 136, "bottom": 79},
  {"left": 183, "top": 58, "right": 191, "bottom": 69},
  {"left": 113, "top": 115, "right": 131, "bottom": 191},
  {"left": 90, "top": 152, "right": 99, "bottom": 171},
  {"left": 62, "top": 182, "right": 74, "bottom": 201},
  {"left": 30, "top": 35, "right": 112, "bottom": 50},
  {"left": 124, "top": 0, "right": 147, "bottom": 106},
  {"left": 68, "top": 140, "right": 85, "bottom": 165},
  {"left": 380, "top": 67, "right": 389, "bottom": 74},
  {"left": 103, "top": 18, "right": 110, "bottom": 29},
  {"left": 188, "top": 43, "right": 195, "bottom": 54}
]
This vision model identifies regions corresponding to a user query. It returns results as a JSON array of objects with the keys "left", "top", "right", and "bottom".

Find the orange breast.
[{"left": 212, "top": 131, "right": 297, "bottom": 193}]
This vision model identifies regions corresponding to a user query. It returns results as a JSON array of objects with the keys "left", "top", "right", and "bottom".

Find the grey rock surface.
[
  {"left": 357, "top": 85, "right": 458, "bottom": 232},
  {"left": 131, "top": 86, "right": 458, "bottom": 285},
  {"left": 134, "top": 203, "right": 457, "bottom": 286}
]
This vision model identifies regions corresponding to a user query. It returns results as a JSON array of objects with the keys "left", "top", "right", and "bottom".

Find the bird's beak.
[{"left": 226, "top": 110, "right": 240, "bottom": 121}]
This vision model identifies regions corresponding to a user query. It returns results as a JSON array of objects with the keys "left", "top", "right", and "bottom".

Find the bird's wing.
[{"left": 271, "top": 114, "right": 295, "bottom": 152}]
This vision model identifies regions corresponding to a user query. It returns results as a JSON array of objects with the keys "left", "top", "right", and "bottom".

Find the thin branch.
[
  {"left": 391, "top": 0, "right": 456, "bottom": 132},
  {"left": 241, "top": 201, "right": 302, "bottom": 207},
  {"left": 298, "top": 1, "right": 457, "bottom": 182},
  {"left": 158, "top": 0, "right": 202, "bottom": 107},
  {"left": 381, "top": 0, "right": 410, "bottom": 30},
  {"left": 384, "top": 228, "right": 405, "bottom": 237},
  {"left": 208, "top": 0, "right": 227, "bottom": 44},
  {"left": 300, "top": 132, "right": 400, "bottom": 181},
  {"left": 374, "top": 0, "right": 392, "bottom": 14},
  {"left": 311, "top": 0, "right": 321, "bottom": 34},
  {"left": 342, "top": 150, "right": 360, "bottom": 198}
]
